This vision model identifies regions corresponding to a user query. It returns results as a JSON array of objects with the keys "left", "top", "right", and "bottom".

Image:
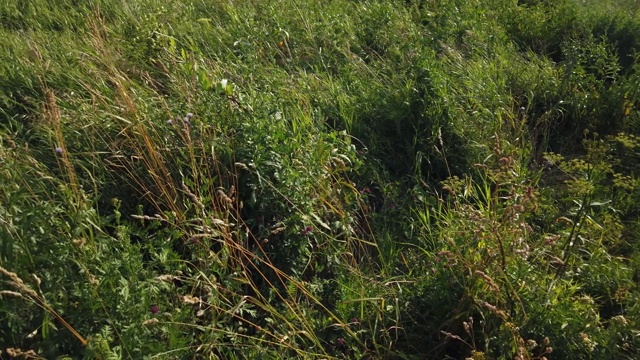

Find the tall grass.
[{"left": 1, "top": 0, "right": 640, "bottom": 359}]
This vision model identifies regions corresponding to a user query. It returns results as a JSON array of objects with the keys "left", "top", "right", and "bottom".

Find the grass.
[{"left": 1, "top": 0, "right": 640, "bottom": 359}]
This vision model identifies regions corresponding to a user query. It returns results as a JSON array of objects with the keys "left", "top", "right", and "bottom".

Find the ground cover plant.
[{"left": 1, "top": 0, "right": 640, "bottom": 358}]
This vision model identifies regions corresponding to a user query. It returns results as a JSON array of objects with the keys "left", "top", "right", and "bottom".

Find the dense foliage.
[{"left": 1, "top": 0, "right": 640, "bottom": 358}]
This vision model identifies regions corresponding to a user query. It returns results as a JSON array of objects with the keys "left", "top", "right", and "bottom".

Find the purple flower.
[
  {"left": 301, "top": 226, "right": 313, "bottom": 236},
  {"left": 55, "top": 147, "right": 63, "bottom": 154},
  {"left": 337, "top": 338, "right": 345, "bottom": 346},
  {"left": 350, "top": 317, "right": 360, "bottom": 324},
  {"left": 360, "top": 187, "right": 371, "bottom": 194},
  {"left": 151, "top": 305, "right": 159, "bottom": 314}
]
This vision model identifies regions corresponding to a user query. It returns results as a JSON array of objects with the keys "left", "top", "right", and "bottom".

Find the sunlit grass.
[{"left": 1, "top": 0, "right": 640, "bottom": 358}]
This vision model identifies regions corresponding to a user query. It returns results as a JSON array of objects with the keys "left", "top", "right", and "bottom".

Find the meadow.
[{"left": 1, "top": 0, "right": 640, "bottom": 358}]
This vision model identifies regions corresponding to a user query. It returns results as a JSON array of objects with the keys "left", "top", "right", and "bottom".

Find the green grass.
[{"left": 1, "top": 0, "right": 640, "bottom": 358}]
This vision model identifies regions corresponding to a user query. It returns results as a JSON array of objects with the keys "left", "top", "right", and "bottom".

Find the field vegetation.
[{"left": 2, "top": 0, "right": 640, "bottom": 358}]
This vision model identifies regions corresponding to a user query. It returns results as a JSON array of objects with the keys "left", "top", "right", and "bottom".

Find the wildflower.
[
  {"left": 186, "top": 112, "right": 194, "bottom": 119},
  {"left": 360, "top": 187, "right": 371, "bottom": 194},
  {"left": 167, "top": 119, "right": 173, "bottom": 125},
  {"left": 55, "top": 147, "right": 63, "bottom": 154},
  {"left": 350, "top": 317, "right": 360, "bottom": 325},
  {"left": 151, "top": 305, "right": 159, "bottom": 314},
  {"left": 336, "top": 338, "right": 345, "bottom": 346},
  {"left": 301, "top": 226, "right": 313, "bottom": 236}
]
